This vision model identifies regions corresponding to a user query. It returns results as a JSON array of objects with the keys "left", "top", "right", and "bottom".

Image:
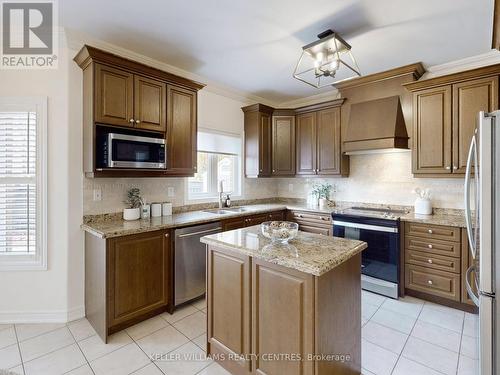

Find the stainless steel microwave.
[{"left": 97, "top": 133, "right": 166, "bottom": 169}]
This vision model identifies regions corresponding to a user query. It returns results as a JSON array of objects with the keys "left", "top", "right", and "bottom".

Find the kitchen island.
[{"left": 201, "top": 226, "right": 367, "bottom": 375}]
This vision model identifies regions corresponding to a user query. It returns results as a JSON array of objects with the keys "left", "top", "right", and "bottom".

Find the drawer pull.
[
  {"left": 428, "top": 229, "right": 433, "bottom": 234},
  {"left": 427, "top": 259, "right": 433, "bottom": 264},
  {"left": 165, "top": 233, "right": 169, "bottom": 238},
  {"left": 428, "top": 280, "right": 433, "bottom": 285},
  {"left": 428, "top": 244, "right": 433, "bottom": 249},
  {"left": 297, "top": 214, "right": 303, "bottom": 218}
]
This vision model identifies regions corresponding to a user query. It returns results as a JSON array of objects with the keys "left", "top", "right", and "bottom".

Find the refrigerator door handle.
[
  {"left": 465, "top": 265, "right": 480, "bottom": 307},
  {"left": 464, "top": 133, "right": 477, "bottom": 259}
]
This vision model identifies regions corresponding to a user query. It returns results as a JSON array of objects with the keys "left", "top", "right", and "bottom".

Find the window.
[
  {"left": 0, "top": 97, "right": 47, "bottom": 270},
  {"left": 188, "top": 130, "right": 242, "bottom": 201}
]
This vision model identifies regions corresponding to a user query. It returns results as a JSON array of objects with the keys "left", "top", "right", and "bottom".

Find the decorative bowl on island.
[{"left": 260, "top": 221, "right": 299, "bottom": 243}]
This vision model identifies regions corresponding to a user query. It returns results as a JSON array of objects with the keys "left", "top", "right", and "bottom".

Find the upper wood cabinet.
[
  {"left": 272, "top": 115, "right": 295, "bottom": 176},
  {"left": 296, "top": 101, "right": 345, "bottom": 176},
  {"left": 405, "top": 65, "right": 500, "bottom": 176},
  {"left": 74, "top": 45, "right": 204, "bottom": 178},
  {"left": 166, "top": 85, "right": 197, "bottom": 175},
  {"left": 95, "top": 64, "right": 134, "bottom": 127},
  {"left": 94, "top": 63, "right": 167, "bottom": 132},
  {"left": 242, "top": 104, "right": 273, "bottom": 177}
]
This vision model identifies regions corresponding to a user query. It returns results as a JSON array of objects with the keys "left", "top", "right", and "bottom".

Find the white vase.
[
  {"left": 414, "top": 198, "right": 432, "bottom": 215},
  {"left": 318, "top": 198, "right": 328, "bottom": 209},
  {"left": 123, "top": 207, "right": 140, "bottom": 221}
]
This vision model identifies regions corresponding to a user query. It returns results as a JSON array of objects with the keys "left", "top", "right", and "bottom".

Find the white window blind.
[{"left": 0, "top": 98, "right": 47, "bottom": 270}]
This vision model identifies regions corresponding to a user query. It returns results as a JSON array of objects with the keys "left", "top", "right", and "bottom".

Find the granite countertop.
[
  {"left": 82, "top": 201, "right": 467, "bottom": 239},
  {"left": 200, "top": 225, "right": 367, "bottom": 276}
]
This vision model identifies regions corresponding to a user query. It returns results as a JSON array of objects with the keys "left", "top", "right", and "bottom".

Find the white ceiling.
[{"left": 61, "top": 0, "right": 494, "bottom": 104}]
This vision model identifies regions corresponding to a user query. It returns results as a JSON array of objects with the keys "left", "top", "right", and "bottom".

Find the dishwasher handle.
[{"left": 176, "top": 227, "right": 222, "bottom": 238}]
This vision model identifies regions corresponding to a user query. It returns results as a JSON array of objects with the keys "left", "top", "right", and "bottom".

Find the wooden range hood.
[{"left": 343, "top": 95, "right": 409, "bottom": 154}]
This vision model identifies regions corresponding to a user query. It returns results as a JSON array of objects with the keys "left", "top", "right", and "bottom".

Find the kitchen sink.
[
  {"left": 203, "top": 207, "right": 250, "bottom": 215},
  {"left": 222, "top": 207, "right": 249, "bottom": 213},
  {"left": 203, "top": 209, "right": 230, "bottom": 215}
]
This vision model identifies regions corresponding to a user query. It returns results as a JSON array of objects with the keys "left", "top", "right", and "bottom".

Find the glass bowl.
[{"left": 260, "top": 221, "right": 299, "bottom": 243}]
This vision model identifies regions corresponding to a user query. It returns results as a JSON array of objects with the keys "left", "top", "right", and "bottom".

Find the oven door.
[
  {"left": 332, "top": 218, "right": 400, "bottom": 284},
  {"left": 108, "top": 133, "right": 166, "bottom": 169}
]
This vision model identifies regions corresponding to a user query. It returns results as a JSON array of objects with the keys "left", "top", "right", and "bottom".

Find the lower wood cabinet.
[
  {"left": 206, "top": 245, "right": 361, "bottom": 375},
  {"left": 85, "top": 229, "right": 172, "bottom": 342},
  {"left": 403, "top": 222, "right": 477, "bottom": 311},
  {"left": 221, "top": 210, "right": 285, "bottom": 231}
]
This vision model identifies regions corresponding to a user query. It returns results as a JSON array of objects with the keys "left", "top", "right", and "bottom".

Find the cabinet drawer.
[
  {"left": 298, "top": 224, "right": 330, "bottom": 236},
  {"left": 405, "top": 222, "right": 460, "bottom": 242},
  {"left": 405, "top": 236, "right": 461, "bottom": 258},
  {"left": 405, "top": 250, "right": 461, "bottom": 273},
  {"left": 405, "top": 264, "right": 460, "bottom": 301},
  {"left": 290, "top": 210, "right": 331, "bottom": 225},
  {"left": 266, "top": 211, "right": 285, "bottom": 221}
]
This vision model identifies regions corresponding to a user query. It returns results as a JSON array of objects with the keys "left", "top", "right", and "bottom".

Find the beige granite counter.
[
  {"left": 200, "top": 225, "right": 367, "bottom": 276},
  {"left": 82, "top": 201, "right": 467, "bottom": 239}
]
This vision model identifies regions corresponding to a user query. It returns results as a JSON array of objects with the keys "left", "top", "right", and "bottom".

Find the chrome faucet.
[{"left": 218, "top": 191, "right": 225, "bottom": 208}]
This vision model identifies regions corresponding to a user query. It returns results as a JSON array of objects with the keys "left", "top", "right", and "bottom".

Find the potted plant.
[
  {"left": 311, "top": 182, "right": 332, "bottom": 209},
  {"left": 123, "top": 188, "right": 143, "bottom": 220}
]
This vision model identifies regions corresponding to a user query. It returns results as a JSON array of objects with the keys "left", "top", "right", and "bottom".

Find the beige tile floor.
[{"left": 0, "top": 292, "right": 479, "bottom": 375}]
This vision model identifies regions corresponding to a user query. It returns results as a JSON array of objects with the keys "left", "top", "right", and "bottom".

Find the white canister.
[
  {"left": 151, "top": 203, "right": 162, "bottom": 217},
  {"left": 414, "top": 198, "right": 432, "bottom": 215},
  {"left": 141, "top": 204, "right": 151, "bottom": 219},
  {"left": 318, "top": 198, "right": 328, "bottom": 209},
  {"left": 162, "top": 202, "right": 173, "bottom": 216}
]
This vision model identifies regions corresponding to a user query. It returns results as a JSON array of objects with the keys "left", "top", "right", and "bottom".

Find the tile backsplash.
[{"left": 83, "top": 152, "right": 465, "bottom": 215}]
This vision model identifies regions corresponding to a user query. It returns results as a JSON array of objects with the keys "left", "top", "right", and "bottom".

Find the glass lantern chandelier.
[{"left": 293, "top": 29, "right": 361, "bottom": 88}]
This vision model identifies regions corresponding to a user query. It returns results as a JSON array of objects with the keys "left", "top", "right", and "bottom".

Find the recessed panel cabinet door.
[
  {"left": 259, "top": 113, "right": 272, "bottom": 176},
  {"left": 134, "top": 75, "right": 167, "bottom": 132},
  {"left": 95, "top": 64, "right": 134, "bottom": 127},
  {"left": 107, "top": 230, "right": 169, "bottom": 327},
  {"left": 272, "top": 116, "right": 295, "bottom": 175},
  {"left": 296, "top": 112, "right": 317, "bottom": 175},
  {"left": 453, "top": 76, "right": 498, "bottom": 173},
  {"left": 252, "top": 260, "right": 314, "bottom": 375},
  {"left": 207, "top": 248, "right": 251, "bottom": 374},
  {"left": 413, "top": 86, "right": 452, "bottom": 174},
  {"left": 317, "top": 107, "right": 341, "bottom": 175},
  {"left": 166, "top": 85, "right": 197, "bottom": 175}
]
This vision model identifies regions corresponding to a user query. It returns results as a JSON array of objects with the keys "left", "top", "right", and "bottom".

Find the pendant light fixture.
[{"left": 293, "top": 29, "right": 361, "bottom": 88}]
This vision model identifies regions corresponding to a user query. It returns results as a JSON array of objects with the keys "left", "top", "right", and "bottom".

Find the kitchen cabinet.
[
  {"left": 405, "top": 66, "right": 500, "bottom": 176},
  {"left": 272, "top": 115, "right": 295, "bottom": 176},
  {"left": 242, "top": 104, "right": 273, "bottom": 177},
  {"left": 85, "top": 229, "right": 172, "bottom": 342},
  {"left": 74, "top": 45, "right": 204, "bottom": 178},
  {"left": 404, "top": 222, "right": 477, "bottom": 311},
  {"left": 221, "top": 210, "right": 286, "bottom": 231},
  {"left": 206, "top": 242, "right": 361, "bottom": 375},
  {"left": 296, "top": 103, "right": 345, "bottom": 176},
  {"left": 95, "top": 63, "right": 166, "bottom": 132},
  {"left": 166, "top": 85, "right": 197, "bottom": 175},
  {"left": 288, "top": 210, "right": 332, "bottom": 236}
]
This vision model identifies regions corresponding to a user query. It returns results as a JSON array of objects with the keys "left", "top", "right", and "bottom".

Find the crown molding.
[
  {"left": 422, "top": 50, "right": 500, "bottom": 79},
  {"left": 64, "top": 28, "right": 277, "bottom": 107},
  {"left": 277, "top": 89, "right": 341, "bottom": 108}
]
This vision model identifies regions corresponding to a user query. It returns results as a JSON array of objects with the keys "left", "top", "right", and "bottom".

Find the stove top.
[{"left": 339, "top": 206, "right": 408, "bottom": 220}]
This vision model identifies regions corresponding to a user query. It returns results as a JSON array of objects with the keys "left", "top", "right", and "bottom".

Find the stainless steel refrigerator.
[{"left": 464, "top": 110, "right": 500, "bottom": 375}]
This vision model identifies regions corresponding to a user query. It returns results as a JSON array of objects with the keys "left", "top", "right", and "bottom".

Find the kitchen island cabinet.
[{"left": 201, "top": 226, "right": 367, "bottom": 375}]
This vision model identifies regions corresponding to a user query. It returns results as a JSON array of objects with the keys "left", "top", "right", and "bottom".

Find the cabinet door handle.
[
  {"left": 165, "top": 233, "right": 169, "bottom": 238},
  {"left": 453, "top": 165, "right": 458, "bottom": 170},
  {"left": 427, "top": 280, "right": 433, "bottom": 285},
  {"left": 427, "top": 259, "right": 433, "bottom": 264},
  {"left": 428, "top": 229, "right": 433, "bottom": 234},
  {"left": 135, "top": 120, "right": 141, "bottom": 124},
  {"left": 445, "top": 166, "right": 451, "bottom": 170},
  {"left": 428, "top": 244, "right": 433, "bottom": 249},
  {"left": 129, "top": 119, "right": 135, "bottom": 123}
]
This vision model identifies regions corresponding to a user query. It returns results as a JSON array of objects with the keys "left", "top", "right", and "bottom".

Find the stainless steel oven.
[
  {"left": 97, "top": 133, "right": 166, "bottom": 169},
  {"left": 332, "top": 208, "right": 402, "bottom": 299}
]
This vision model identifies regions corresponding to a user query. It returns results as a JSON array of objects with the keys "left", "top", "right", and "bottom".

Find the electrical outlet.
[
  {"left": 288, "top": 184, "right": 294, "bottom": 192},
  {"left": 167, "top": 187, "right": 175, "bottom": 197},
  {"left": 93, "top": 188, "right": 102, "bottom": 201}
]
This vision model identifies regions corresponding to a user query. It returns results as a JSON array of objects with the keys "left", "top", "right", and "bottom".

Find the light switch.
[{"left": 167, "top": 187, "right": 175, "bottom": 197}]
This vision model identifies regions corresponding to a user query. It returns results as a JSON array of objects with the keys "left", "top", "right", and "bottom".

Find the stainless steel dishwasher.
[{"left": 174, "top": 222, "right": 222, "bottom": 306}]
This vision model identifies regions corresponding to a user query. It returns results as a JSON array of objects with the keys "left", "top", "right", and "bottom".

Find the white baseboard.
[{"left": 0, "top": 305, "right": 85, "bottom": 324}]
